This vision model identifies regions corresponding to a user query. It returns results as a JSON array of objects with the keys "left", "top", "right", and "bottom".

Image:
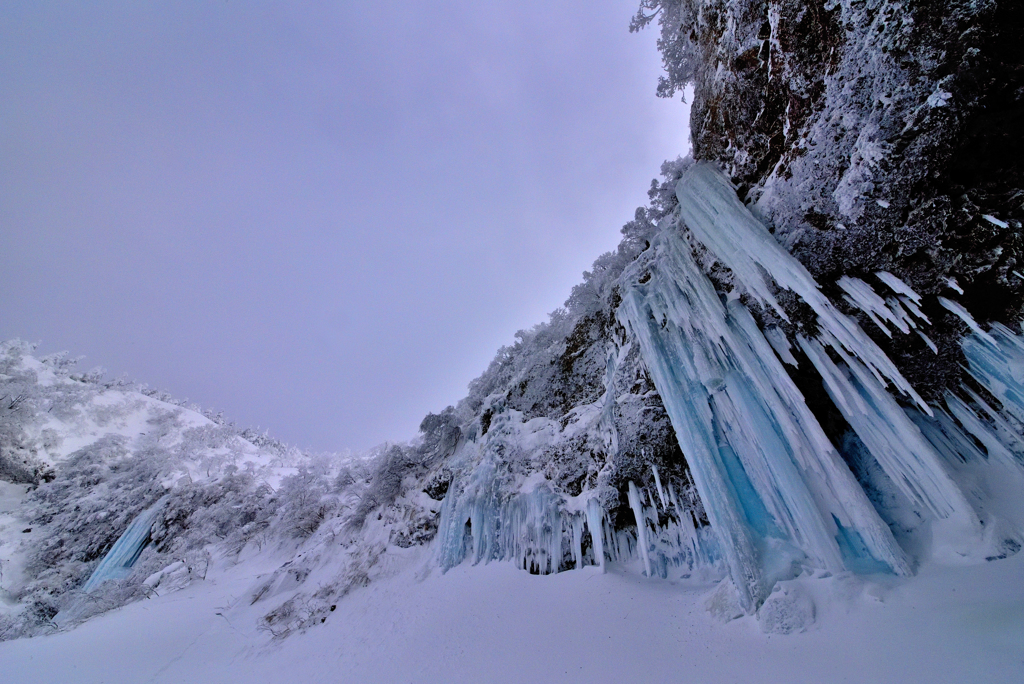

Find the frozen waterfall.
[
  {"left": 82, "top": 496, "right": 169, "bottom": 592},
  {"left": 435, "top": 162, "right": 1023, "bottom": 615},
  {"left": 616, "top": 163, "right": 1020, "bottom": 611}
]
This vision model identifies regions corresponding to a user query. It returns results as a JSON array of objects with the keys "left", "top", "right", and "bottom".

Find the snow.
[
  {"left": 0, "top": 482, "right": 33, "bottom": 607},
  {"left": 2, "top": 547, "right": 1022, "bottom": 683},
  {"left": 2, "top": 155, "right": 1023, "bottom": 682}
]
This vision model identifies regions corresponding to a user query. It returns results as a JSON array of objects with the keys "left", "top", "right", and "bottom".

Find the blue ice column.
[
  {"left": 619, "top": 207, "right": 910, "bottom": 612},
  {"left": 82, "top": 496, "right": 168, "bottom": 592}
]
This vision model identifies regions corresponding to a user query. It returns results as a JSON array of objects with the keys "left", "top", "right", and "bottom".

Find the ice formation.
[
  {"left": 82, "top": 496, "right": 169, "bottom": 592},
  {"left": 434, "top": 163, "right": 1024, "bottom": 613},
  {"left": 617, "top": 168, "right": 912, "bottom": 610},
  {"left": 613, "top": 163, "right": 1020, "bottom": 609},
  {"left": 435, "top": 410, "right": 717, "bottom": 579}
]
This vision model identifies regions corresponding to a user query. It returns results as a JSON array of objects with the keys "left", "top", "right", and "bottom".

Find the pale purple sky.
[{"left": 1, "top": 1, "right": 690, "bottom": 452}]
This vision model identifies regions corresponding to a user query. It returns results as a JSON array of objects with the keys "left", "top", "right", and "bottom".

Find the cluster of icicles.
[
  {"left": 434, "top": 456, "right": 717, "bottom": 579},
  {"left": 435, "top": 162, "right": 1024, "bottom": 614}
]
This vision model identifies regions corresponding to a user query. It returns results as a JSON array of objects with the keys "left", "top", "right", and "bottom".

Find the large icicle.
[
  {"left": 627, "top": 481, "right": 653, "bottom": 577},
  {"left": 798, "top": 336, "right": 979, "bottom": 530},
  {"left": 962, "top": 323, "right": 1024, "bottom": 425},
  {"left": 619, "top": 181, "right": 911, "bottom": 609},
  {"left": 585, "top": 498, "right": 607, "bottom": 572},
  {"left": 675, "top": 163, "right": 931, "bottom": 415}
]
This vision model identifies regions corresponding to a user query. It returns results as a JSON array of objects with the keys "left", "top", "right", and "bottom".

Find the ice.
[
  {"left": 876, "top": 271, "right": 922, "bottom": 304},
  {"left": 764, "top": 327, "right": 799, "bottom": 367},
  {"left": 798, "top": 335, "right": 975, "bottom": 525},
  {"left": 961, "top": 323, "right": 1024, "bottom": 425},
  {"left": 436, "top": 457, "right": 711, "bottom": 578},
  {"left": 585, "top": 498, "right": 606, "bottom": 572},
  {"left": 900, "top": 295, "right": 931, "bottom": 325},
  {"left": 943, "top": 393, "right": 1018, "bottom": 469},
  {"left": 570, "top": 514, "right": 585, "bottom": 569},
  {"left": 838, "top": 276, "right": 910, "bottom": 336},
  {"left": 618, "top": 168, "right": 914, "bottom": 610},
  {"left": 982, "top": 214, "right": 1009, "bottom": 229},
  {"left": 674, "top": 163, "right": 930, "bottom": 415},
  {"left": 651, "top": 465, "right": 668, "bottom": 509},
  {"left": 432, "top": 163, "right": 1022, "bottom": 612},
  {"left": 628, "top": 481, "right": 653, "bottom": 577},
  {"left": 917, "top": 331, "right": 938, "bottom": 353},
  {"left": 436, "top": 450, "right": 603, "bottom": 576},
  {"left": 82, "top": 496, "right": 169, "bottom": 592},
  {"left": 939, "top": 297, "right": 997, "bottom": 347}
]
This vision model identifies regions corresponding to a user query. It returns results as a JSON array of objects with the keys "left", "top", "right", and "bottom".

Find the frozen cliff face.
[
  {"left": 429, "top": 163, "right": 1024, "bottom": 615},
  {"left": 616, "top": 162, "right": 1024, "bottom": 609},
  {"left": 639, "top": 0, "right": 1024, "bottom": 404}
]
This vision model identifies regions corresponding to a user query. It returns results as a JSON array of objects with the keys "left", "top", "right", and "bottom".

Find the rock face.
[{"left": 672, "top": 0, "right": 1024, "bottom": 400}]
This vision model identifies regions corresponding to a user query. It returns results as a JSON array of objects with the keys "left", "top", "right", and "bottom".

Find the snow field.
[{"left": 2, "top": 546, "right": 1022, "bottom": 683}]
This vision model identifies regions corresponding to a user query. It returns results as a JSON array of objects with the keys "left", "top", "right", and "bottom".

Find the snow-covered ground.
[{"left": 2, "top": 546, "right": 1022, "bottom": 683}]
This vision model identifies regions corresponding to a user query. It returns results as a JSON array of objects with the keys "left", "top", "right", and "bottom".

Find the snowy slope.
[{"left": 1, "top": 545, "right": 1022, "bottom": 683}]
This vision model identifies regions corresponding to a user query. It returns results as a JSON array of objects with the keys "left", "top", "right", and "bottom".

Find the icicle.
[
  {"left": 962, "top": 385, "right": 1024, "bottom": 456},
  {"left": 628, "top": 481, "right": 653, "bottom": 577},
  {"left": 962, "top": 324, "right": 1024, "bottom": 425},
  {"left": 982, "top": 214, "right": 1009, "bottom": 229},
  {"left": 918, "top": 331, "right": 938, "bottom": 354},
  {"left": 886, "top": 297, "right": 917, "bottom": 330},
  {"left": 839, "top": 276, "right": 909, "bottom": 336},
  {"left": 598, "top": 344, "right": 622, "bottom": 457},
  {"left": 939, "top": 298, "right": 997, "bottom": 347},
  {"left": 668, "top": 483, "right": 681, "bottom": 514},
  {"left": 585, "top": 498, "right": 606, "bottom": 572},
  {"left": 675, "top": 162, "right": 931, "bottom": 414},
  {"left": 571, "top": 514, "right": 585, "bottom": 569},
  {"left": 799, "top": 335, "right": 978, "bottom": 534},
  {"left": 764, "top": 327, "right": 799, "bottom": 367},
  {"left": 876, "top": 271, "right": 922, "bottom": 304},
  {"left": 900, "top": 295, "right": 931, "bottom": 325},
  {"left": 619, "top": 189, "right": 912, "bottom": 609},
  {"left": 652, "top": 466, "right": 668, "bottom": 510},
  {"left": 944, "top": 393, "right": 1019, "bottom": 469}
]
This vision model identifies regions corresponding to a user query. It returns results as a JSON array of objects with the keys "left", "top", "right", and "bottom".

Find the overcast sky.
[{"left": 1, "top": 1, "right": 690, "bottom": 452}]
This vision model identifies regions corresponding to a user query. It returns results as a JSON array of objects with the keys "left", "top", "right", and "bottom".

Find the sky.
[{"left": 0, "top": 1, "right": 691, "bottom": 453}]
